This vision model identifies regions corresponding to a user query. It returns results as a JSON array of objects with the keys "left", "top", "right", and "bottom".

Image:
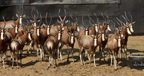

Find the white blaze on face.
[
  {"left": 94, "top": 38, "right": 97, "bottom": 47},
  {"left": 77, "top": 26, "right": 80, "bottom": 32},
  {"left": 28, "top": 33, "right": 32, "bottom": 40},
  {"left": 121, "top": 34, "right": 124, "bottom": 38},
  {"left": 118, "top": 37, "right": 121, "bottom": 47},
  {"left": 127, "top": 28, "right": 131, "bottom": 35},
  {"left": 95, "top": 25, "right": 98, "bottom": 32},
  {"left": 19, "top": 17, "right": 22, "bottom": 25},
  {"left": 62, "top": 27, "right": 64, "bottom": 31},
  {"left": 1, "top": 30, "right": 4, "bottom": 40},
  {"left": 58, "top": 31, "right": 61, "bottom": 40},
  {"left": 15, "top": 25, "right": 18, "bottom": 33},
  {"left": 129, "top": 24, "right": 134, "bottom": 33},
  {"left": 71, "top": 34, "right": 74, "bottom": 44},
  {"left": 102, "top": 34, "right": 105, "bottom": 41},
  {"left": 107, "top": 25, "right": 111, "bottom": 31},
  {"left": 33, "top": 22, "right": 36, "bottom": 28},
  {"left": 47, "top": 27, "right": 50, "bottom": 35},
  {"left": 37, "top": 29, "right": 40, "bottom": 36}
]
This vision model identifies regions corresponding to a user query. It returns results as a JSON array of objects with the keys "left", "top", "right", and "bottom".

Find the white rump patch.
[
  {"left": 28, "top": 33, "right": 32, "bottom": 40},
  {"left": 71, "top": 35, "right": 74, "bottom": 44},
  {"left": 37, "top": 29, "right": 40, "bottom": 36},
  {"left": 127, "top": 28, "right": 131, "bottom": 35},
  {"left": 94, "top": 39, "right": 97, "bottom": 47},
  {"left": 1, "top": 30, "right": 4, "bottom": 40},
  {"left": 47, "top": 27, "right": 50, "bottom": 35},
  {"left": 102, "top": 34, "right": 105, "bottom": 41},
  {"left": 15, "top": 25, "right": 18, "bottom": 33}
]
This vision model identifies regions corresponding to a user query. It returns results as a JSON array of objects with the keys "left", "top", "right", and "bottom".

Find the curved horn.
[
  {"left": 94, "top": 13, "right": 97, "bottom": 19},
  {"left": 88, "top": 15, "right": 95, "bottom": 24},
  {"left": 45, "top": 12, "right": 48, "bottom": 25},
  {"left": 58, "top": 9, "right": 62, "bottom": 21},
  {"left": 63, "top": 9, "right": 67, "bottom": 21},
  {"left": 31, "top": 8, "right": 34, "bottom": 20},
  {"left": 128, "top": 12, "right": 133, "bottom": 22},
  {"left": 49, "top": 13, "right": 52, "bottom": 25},
  {"left": 116, "top": 17, "right": 124, "bottom": 23},
  {"left": 122, "top": 15, "right": 128, "bottom": 22},
  {"left": 82, "top": 16, "right": 85, "bottom": 28},
  {"left": 101, "top": 13, "right": 106, "bottom": 23},
  {"left": 38, "top": 14, "right": 42, "bottom": 26},
  {"left": 124, "top": 11, "right": 130, "bottom": 22},
  {"left": 2, "top": 16, "right": 6, "bottom": 29}
]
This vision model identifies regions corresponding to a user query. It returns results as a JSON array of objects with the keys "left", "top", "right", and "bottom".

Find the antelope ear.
[
  {"left": 116, "top": 28, "right": 118, "bottom": 31},
  {"left": 65, "top": 20, "right": 69, "bottom": 23},
  {"left": 132, "top": 21, "right": 135, "bottom": 24},
  {"left": 23, "top": 14, "right": 26, "bottom": 18},
  {"left": 123, "top": 23, "right": 126, "bottom": 26},
  {"left": 30, "top": 20, "right": 33, "bottom": 23},
  {"left": 11, "top": 24, "right": 14, "bottom": 27},
  {"left": 16, "top": 14, "right": 19, "bottom": 18},
  {"left": 57, "top": 19, "right": 60, "bottom": 23},
  {"left": 37, "top": 20, "right": 40, "bottom": 22}
]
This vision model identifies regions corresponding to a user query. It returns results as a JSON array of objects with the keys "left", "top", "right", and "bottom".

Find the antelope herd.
[{"left": 0, "top": 6, "right": 135, "bottom": 70}]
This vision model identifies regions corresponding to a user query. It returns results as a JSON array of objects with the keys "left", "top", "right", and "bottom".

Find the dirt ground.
[{"left": 0, "top": 36, "right": 144, "bottom": 76}]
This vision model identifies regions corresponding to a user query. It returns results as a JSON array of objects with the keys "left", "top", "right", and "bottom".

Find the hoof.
[
  {"left": 114, "top": 69, "right": 117, "bottom": 71},
  {"left": 12, "top": 67, "right": 14, "bottom": 69}
]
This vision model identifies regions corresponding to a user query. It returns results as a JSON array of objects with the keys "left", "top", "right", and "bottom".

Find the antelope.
[
  {"left": 31, "top": 14, "right": 46, "bottom": 60},
  {"left": 107, "top": 22, "right": 122, "bottom": 70},
  {"left": 0, "top": 5, "right": 25, "bottom": 29},
  {"left": 49, "top": 9, "right": 69, "bottom": 36},
  {"left": 7, "top": 16, "right": 24, "bottom": 39},
  {"left": 116, "top": 14, "right": 135, "bottom": 59},
  {"left": 9, "top": 26, "right": 32, "bottom": 69},
  {"left": 78, "top": 20, "right": 99, "bottom": 67},
  {"left": 58, "top": 20, "right": 76, "bottom": 62},
  {"left": 69, "top": 15, "right": 80, "bottom": 33},
  {"left": 96, "top": 13, "right": 111, "bottom": 63},
  {"left": 0, "top": 16, "right": 13, "bottom": 69},
  {"left": 44, "top": 25, "right": 63, "bottom": 69}
]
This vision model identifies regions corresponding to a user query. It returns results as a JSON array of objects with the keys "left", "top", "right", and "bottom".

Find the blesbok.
[
  {"left": 7, "top": 16, "right": 24, "bottom": 38},
  {"left": 0, "top": 16, "right": 13, "bottom": 69},
  {"left": 44, "top": 25, "right": 63, "bottom": 69},
  {"left": 78, "top": 20, "right": 99, "bottom": 67},
  {"left": 9, "top": 26, "right": 33, "bottom": 69},
  {"left": 48, "top": 9, "right": 69, "bottom": 37},
  {"left": 31, "top": 14, "right": 46, "bottom": 60},
  {"left": 58, "top": 20, "right": 76, "bottom": 62},
  {"left": 116, "top": 15, "right": 135, "bottom": 59},
  {"left": 69, "top": 15, "right": 80, "bottom": 33},
  {"left": 107, "top": 22, "right": 122, "bottom": 70},
  {"left": 0, "top": 5, "right": 25, "bottom": 28}
]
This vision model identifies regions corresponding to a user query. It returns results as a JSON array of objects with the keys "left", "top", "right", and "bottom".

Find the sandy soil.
[{"left": 0, "top": 36, "right": 144, "bottom": 76}]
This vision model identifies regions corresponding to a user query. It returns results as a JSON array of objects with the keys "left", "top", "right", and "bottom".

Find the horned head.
[{"left": 45, "top": 12, "right": 52, "bottom": 36}]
